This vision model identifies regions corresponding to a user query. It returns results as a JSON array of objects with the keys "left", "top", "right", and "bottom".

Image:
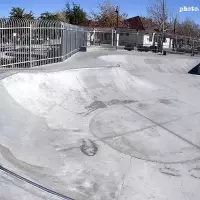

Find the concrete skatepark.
[{"left": 0, "top": 50, "right": 200, "bottom": 200}]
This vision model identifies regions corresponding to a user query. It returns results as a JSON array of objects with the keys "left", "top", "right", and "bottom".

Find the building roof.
[
  {"left": 80, "top": 16, "right": 159, "bottom": 33},
  {"left": 79, "top": 20, "right": 100, "bottom": 28},
  {"left": 124, "top": 16, "right": 158, "bottom": 33}
]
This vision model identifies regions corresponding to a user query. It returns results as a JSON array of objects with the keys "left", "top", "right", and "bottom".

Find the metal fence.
[
  {"left": 88, "top": 28, "right": 116, "bottom": 47},
  {"left": 116, "top": 29, "right": 200, "bottom": 55},
  {"left": 0, "top": 19, "right": 87, "bottom": 68},
  {"left": 1, "top": 19, "right": 200, "bottom": 68}
]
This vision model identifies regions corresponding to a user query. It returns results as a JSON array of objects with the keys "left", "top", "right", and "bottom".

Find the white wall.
[
  {"left": 87, "top": 32, "right": 91, "bottom": 46},
  {"left": 144, "top": 34, "right": 172, "bottom": 49},
  {"left": 89, "top": 28, "right": 173, "bottom": 49},
  {"left": 119, "top": 32, "right": 137, "bottom": 45},
  {"left": 118, "top": 31, "right": 144, "bottom": 46},
  {"left": 143, "top": 35, "right": 153, "bottom": 47},
  {"left": 163, "top": 38, "right": 172, "bottom": 49},
  {"left": 118, "top": 31, "right": 154, "bottom": 47}
]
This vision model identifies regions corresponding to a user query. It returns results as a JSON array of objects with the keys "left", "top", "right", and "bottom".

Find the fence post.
[
  {"left": 93, "top": 29, "right": 96, "bottom": 45},
  {"left": 61, "top": 23, "right": 64, "bottom": 61},
  {"left": 111, "top": 29, "right": 114, "bottom": 46},
  {"left": 75, "top": 27, "right": 77, "bottom": 49},
  {"left": 29, "top": 23, "right": 32, "bottom": 67},
  {"left": 115, "top": 29, "right": 119, "bottom": 49},
  {"left": 136, "top": 31, "right": 139, "bottom": 49},
  {"left": 191, "top": 39, "right": 195, "bottom": 56}
]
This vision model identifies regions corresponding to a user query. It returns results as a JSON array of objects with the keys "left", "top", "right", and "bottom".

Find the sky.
[{"left": 0, "top": 0, "right": 200, "bottom": 24}]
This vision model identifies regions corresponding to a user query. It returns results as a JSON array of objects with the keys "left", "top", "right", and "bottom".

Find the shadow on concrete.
[{"left": 188, "top": 63, "right": 200, "bottom": 75}]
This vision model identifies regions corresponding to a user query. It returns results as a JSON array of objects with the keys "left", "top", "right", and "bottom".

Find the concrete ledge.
[{"left": 79, "top": 46, "right": 87, "bottom": 52}]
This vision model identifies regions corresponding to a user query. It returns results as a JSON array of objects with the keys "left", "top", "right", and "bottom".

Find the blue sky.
[{"left": 0, "top": 0, "right": 200, "bottom": 23}]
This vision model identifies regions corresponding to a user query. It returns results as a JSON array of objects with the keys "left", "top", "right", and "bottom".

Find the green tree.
[
  {"left": 64, "top": 2, "right": 87, "bottom": 25},
  {"left": 10, "top": 7, "right": 34, "bottom": 19},
  {"left": 39, "top": 11, "right": 69, "bottom": 22},
  {"left": 39, "top": 12, "right": 59, "bottom": 20},
  {"left": 56, "top": 11, "right": 69, "bottom": 22},
  {"left": 24, "top": 11, "right": 35, "bottom": 20}
]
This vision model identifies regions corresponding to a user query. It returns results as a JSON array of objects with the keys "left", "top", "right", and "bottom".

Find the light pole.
[{"left": 115, "top": 6, "right": 119, "bottom": 29}]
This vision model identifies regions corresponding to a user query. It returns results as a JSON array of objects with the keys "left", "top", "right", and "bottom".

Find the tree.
[
  {"left": 91, "top": 1, "right": 127, "bottom": 28},
  {"left": 10, "top": 7, "right": 34, "bottom": 19},
  {"left": 39, "top": 12, "right": 60, "bottom": 20},
  {"left": 10, "top": 7, "right": 24, "bottom": 18},
  {"left": 39, "top": 11, "right": 69, "bottom": 22},
  {"left": 24, "top": 11, "right": 35, "bottom": 20},
  {"left": 178, "top": 19, "right": 199, "bottom": 37},
  {"left": 64, "top": 2, "right": 87, "bottom": 25},
  {"left": 56, "top": 11, "right": 69, "bottom": 22},
  {"left": 172, "top": 15, "right": 178, "bottom": 50},
  {"left": 147, "top": 0, "right": 169, "bottom": 32}
]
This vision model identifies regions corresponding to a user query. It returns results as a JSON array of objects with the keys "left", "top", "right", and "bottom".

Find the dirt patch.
[
  {"left": 80, "top": 139, "right": 98, "bottom": 156},
  {"left": 189, "top": 168, "right": 200, "bottom": 179},
  {"left": 107, "top": 99, "right": 136, "bottom": 106},
  {"left": 159, "top": 99, "right": 172, "bottom": 105},
  {"left": 159, "top": 167, "right": 181, "bottom": 177},
  {"left": 86, "top": 101, "right": 107, "bottom": 110}
]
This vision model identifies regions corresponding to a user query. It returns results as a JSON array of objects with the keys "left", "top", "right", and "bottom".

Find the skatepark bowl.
[{"left": 1, "top": 50, "right": 200, "bottom": 200}]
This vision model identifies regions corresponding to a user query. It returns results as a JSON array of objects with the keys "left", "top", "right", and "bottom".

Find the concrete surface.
[{"left": 0, "top": 50, "right": 200, "bottom": 200}]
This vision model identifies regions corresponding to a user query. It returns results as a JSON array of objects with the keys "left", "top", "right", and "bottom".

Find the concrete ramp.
[
  {"left": 1, "top": 51, "right": 200, "bottom": 200},
  {"left": 99, "top": 54, "right": 200, "bottom": 74},
  {"left": 2, "top": 67, "right": 159, "bottom": 117},
  {"left": 188, "top": 63, "right": 200, "bottom": 75}
]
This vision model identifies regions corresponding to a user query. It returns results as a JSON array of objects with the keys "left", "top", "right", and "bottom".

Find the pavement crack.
[
  {"left": 124, "top": 105, "right": 200, "bottom": 151},
  {"left": 115, "top": 157, "right": 132, "bottom": 200},
  {"left": 76, "top": 76, "right": 88, "bottom": 93}
]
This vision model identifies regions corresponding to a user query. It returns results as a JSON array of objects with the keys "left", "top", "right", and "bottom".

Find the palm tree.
[
  {"left": 39, "top": 11, "right": 69, "bottom": 22},
  {"left": 10, "top": 7, "right": 34, "bottom": 19},
  {"left": 39, "top": 12, "right": 59, "bottom": 20},
  {"left": 24, "top": 11, "right": 35, "bottom": 20},
  {"left": 10, "top": 7, "right": 25, "bottom": 18}
]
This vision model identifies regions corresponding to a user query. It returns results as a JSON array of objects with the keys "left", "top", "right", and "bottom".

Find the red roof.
[
  {"left": 79, "top": 19, "right": 129, "bottom": 29},
  {"left": 79, "top": 20, "right": 100, "bottom": 28},
  {"left": 80, "top": 16, "right": 159, "bottom": 33},
  {"left": 124, "top": 16, "right": 158, "bottom": 32}
]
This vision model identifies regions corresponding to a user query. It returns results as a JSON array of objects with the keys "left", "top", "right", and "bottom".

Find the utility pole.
[
  {"left": 172, "top": 16, "right": 177, "bottom": 51},
  {"left": 115, "top": 6, "right": 119, "bottom": 29},
  {"left": 161, "top": 0, "right": 165, "bottom": 53}
]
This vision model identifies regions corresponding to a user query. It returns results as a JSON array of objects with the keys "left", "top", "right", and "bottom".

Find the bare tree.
[
  {"left": 178, "top": 19, "right": 199, "bottom": 38},
  {"left": 147, "top": 0, "right": 169, "bottom": 31},
  {"left": 170, "top": 14, "right": 178, "bottom": 50},
  {"left": 91, "top": 0, "right": 127, "bottom": 28}
]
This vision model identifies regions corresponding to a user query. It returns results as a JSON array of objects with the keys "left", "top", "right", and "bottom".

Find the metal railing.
[
  {"left": 0, "top": 19, "right": 87, "bottom": 68},
  {"left": 88, "top": 28, "right": 116, "bottom": 47},
  {"left": 116, "top": 29, "right": 200, "bottom": 55},
  {"left": 1, "top": 19, "right": 199, "bottom": 68}
]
